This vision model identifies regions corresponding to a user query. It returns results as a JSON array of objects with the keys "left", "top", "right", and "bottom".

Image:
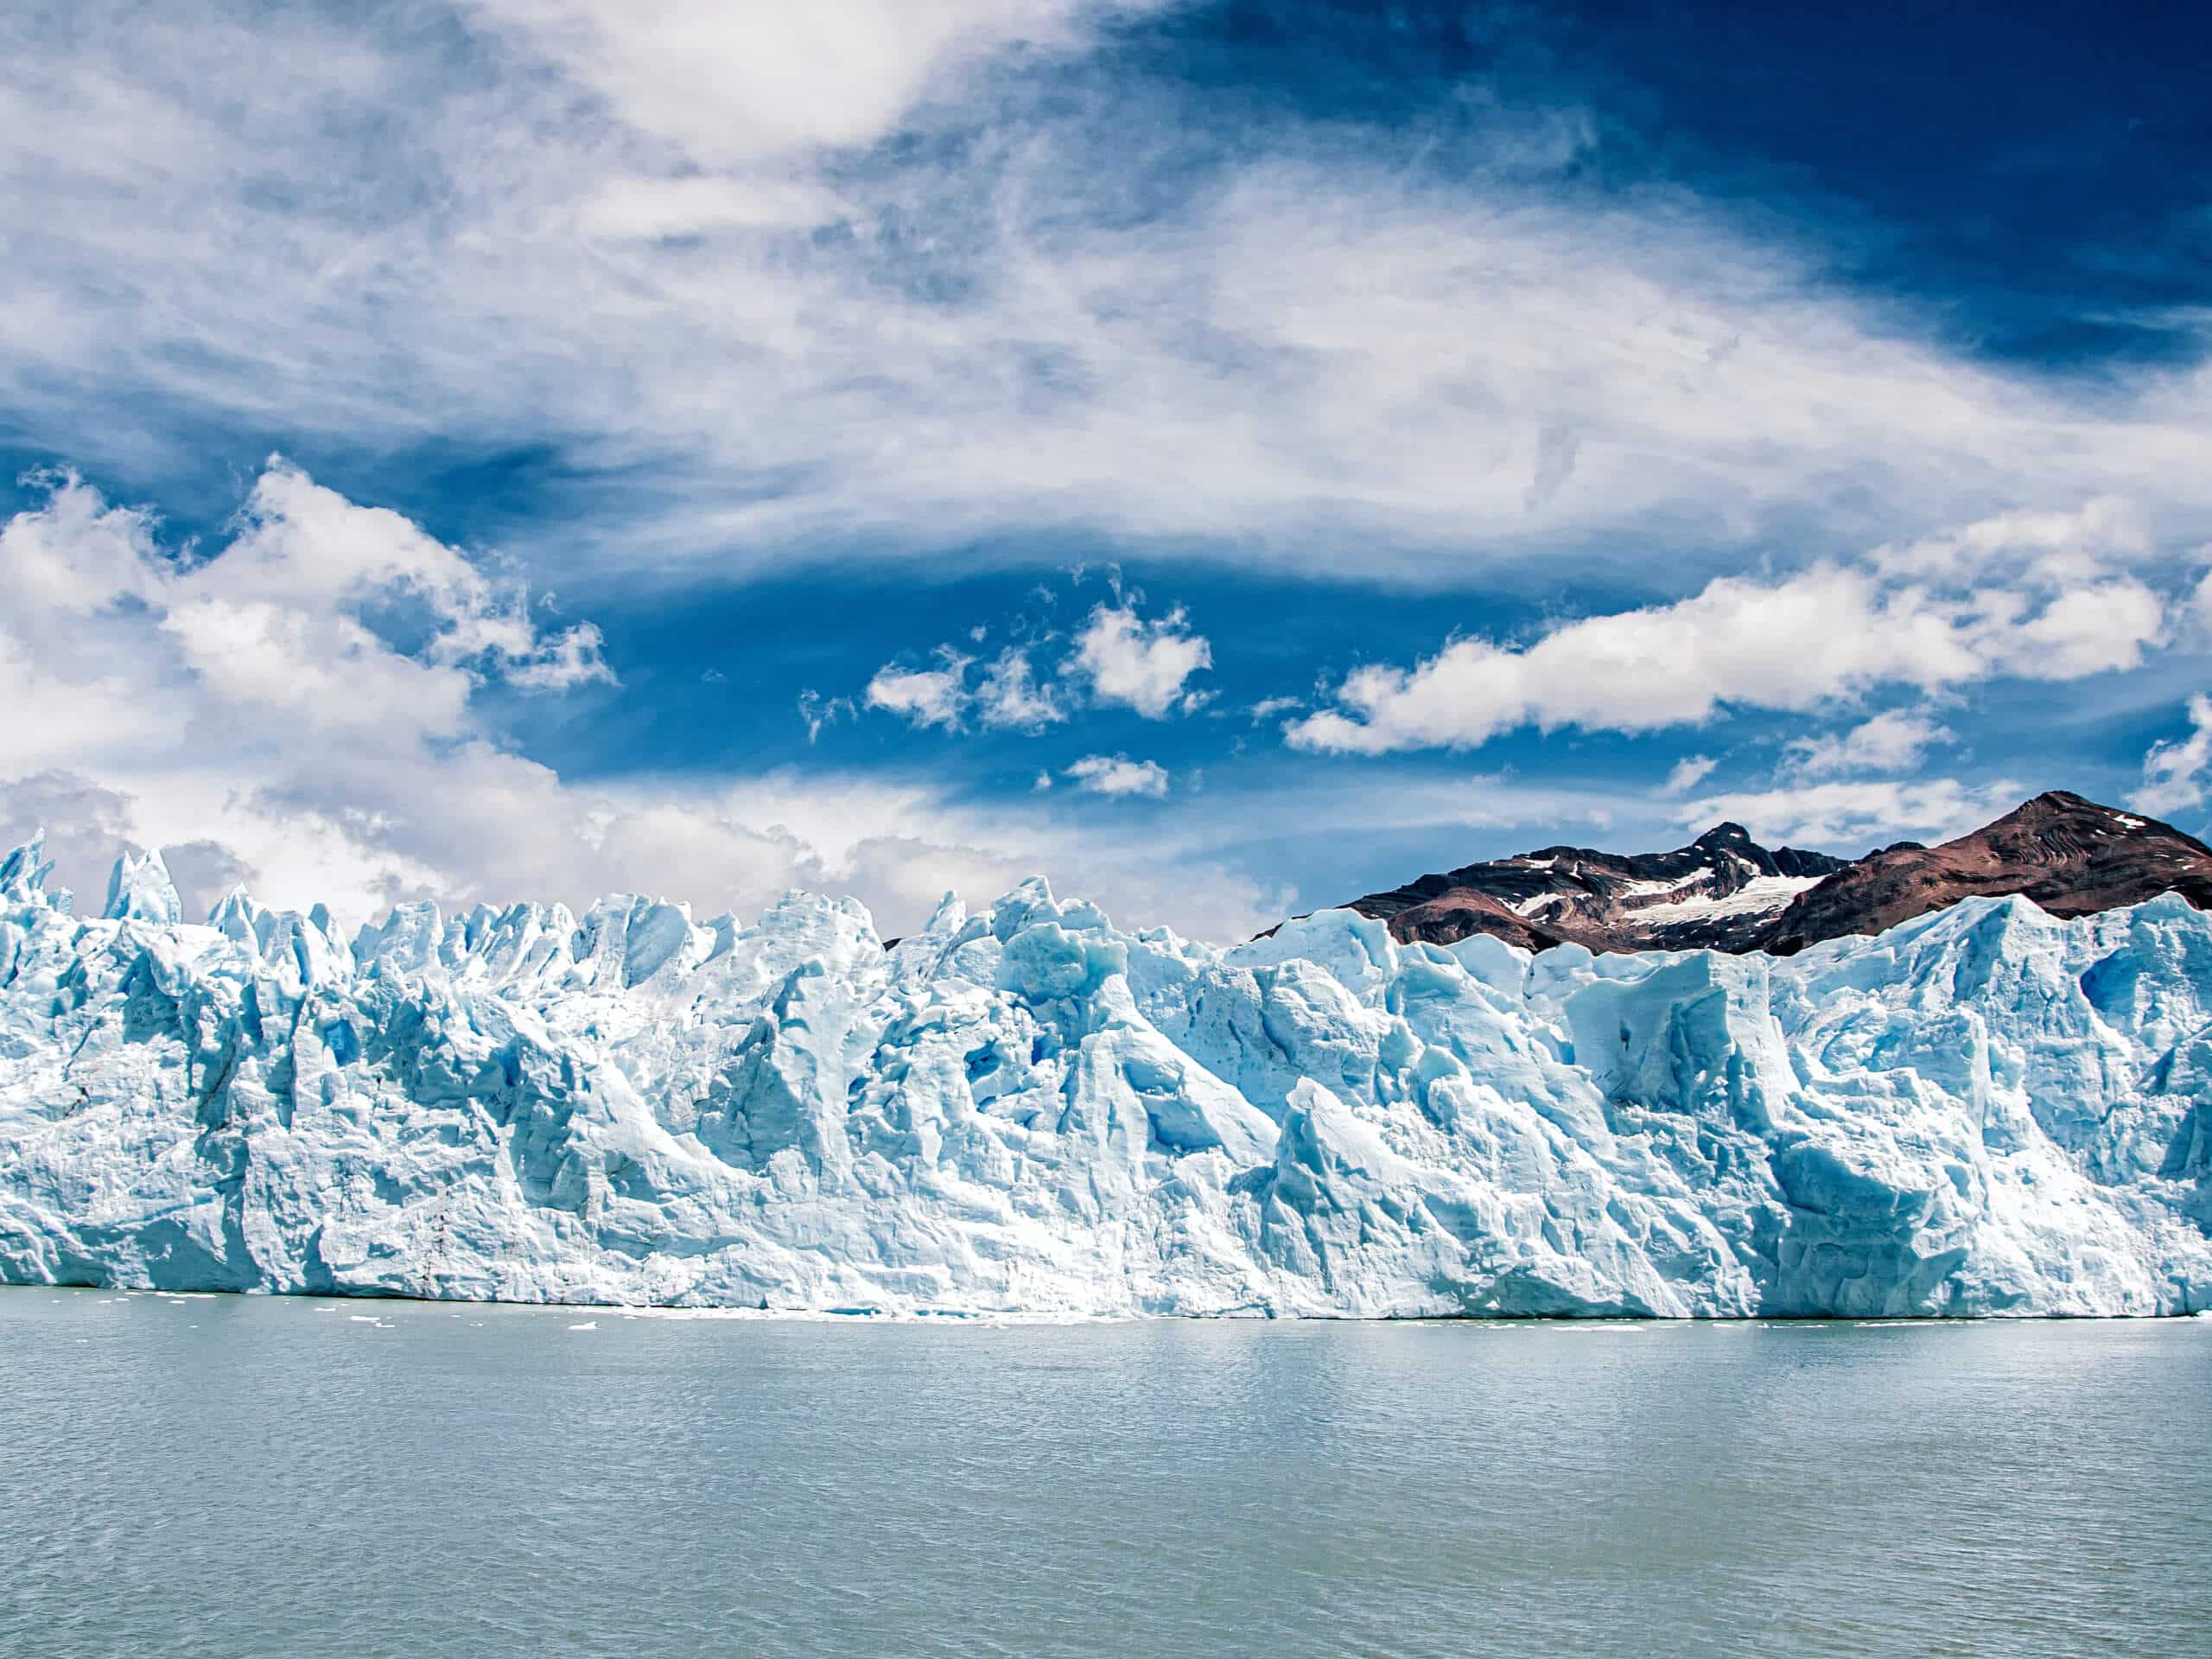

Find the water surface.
[{"left": 4, "top": 1290, "right": 2205, "bottom": 1657}]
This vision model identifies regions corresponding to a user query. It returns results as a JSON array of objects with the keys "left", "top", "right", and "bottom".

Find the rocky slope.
[
  {"left": 1347, "top": 822, "right": 1848, "bottom": 953},
  {"left": 1345, "top": 791, "right": 2212, "bottom": 957},
  {"left": 3, "top": 830, "right": 2209, "bottom": 1317},
  {"left": 1760, "top": 790, "right": 2212, "bottom": 954}
]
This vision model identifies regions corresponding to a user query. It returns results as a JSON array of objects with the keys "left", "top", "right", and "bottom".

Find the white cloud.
[
  {"left": 1064, "top": 754, "right": 1169, "bottom": 798},
  {"left": 1662, "top": 754, "right": 1717, "bottom": 794},
  {"left": 1978, "top": 580, "right": 2168, "bottom": 681},
  {"left": 465, "top": 0, "right": 1140, "bottom": 167},
  {"left": 866, "top": 607, "right": 1205, "bottom": 734},
  {"left": 0, "top": 468, "right": 164, "bottom": 613},
  {"left": 862, "top": 644, "right": 1067, "bottom": 732},
  {"left": 1673, "top": 777, "right": 2025, "bottom": 850},
  {"left": 1784, "top": 710, "right": 1952, "bottom": 779},
  {"left": 865, "top": 653, "right": 971, "bottom": 730},
  {"left": 797, "top": 690, "right": 856, "bottom": 743},
  {"left": 1871, "top": 497, "right": 2152, "bottom": 587},
  {"left": 1068, "top": 603, "right": 1212, "bottom": 718},
  {"left": 0, "top": 467, "right": 1291, "bottom": 940},
  {"left": 2131, "top": 695, "right": 2212, "bottom": 820},
  {"left": 507, "top": 621, "right": 618, "bottom": 691},
  {"left": 0, "top": 770, "right": 139, "bottom": 912},
  {"left": 1247, "top": 695, "right": 1303, "bottom": 724},
  {"left": 1287, "top": 505, "right": 2175, "bottom": 755},
  {"left": 975, "top": 647, "right": 1066, "bottom": 731},
  {"left": 11, "top": 9, "right": 2209, "bottom": 583},
  {"left": 575, "top": 175, "right": 850, "bottom": 241}
]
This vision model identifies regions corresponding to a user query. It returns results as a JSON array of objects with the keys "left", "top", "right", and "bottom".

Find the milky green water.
[{"left": 3, "top": 1289, "right": 2205, "bottom": 1657}]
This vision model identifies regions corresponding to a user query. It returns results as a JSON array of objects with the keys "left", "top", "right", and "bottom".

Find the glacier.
[{"left": 2, "top": 831, "right": 2209, "bottom": 1318}]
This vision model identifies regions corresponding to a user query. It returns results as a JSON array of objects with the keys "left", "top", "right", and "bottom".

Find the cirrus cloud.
[{"left": 8, "top": 5, "right": 2210, "bottom": 588}]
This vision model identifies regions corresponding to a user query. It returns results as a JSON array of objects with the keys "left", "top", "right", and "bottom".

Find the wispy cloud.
[
  {"left": 1672, "top": 777, "right": 2026, "bottom": 850},
  {"left": 4, "top": 6, "right": 2209, "bottom": 585},
  {"left": 975, "top": 647, "right": 1068, "bottom": 732},
  {"left": 2131, "top": 696, "right": 2212, "bottom": 820},
  {"left": 1784, "top": 710, "right": 1953, "bottom": 779},
  {"left": 797, "top": 689, "right": 856, "bottom": 743}
]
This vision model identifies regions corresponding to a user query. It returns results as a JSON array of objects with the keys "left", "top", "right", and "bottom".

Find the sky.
[{"left": 3, "top": 0, "right": 2209, "bottom": 940}]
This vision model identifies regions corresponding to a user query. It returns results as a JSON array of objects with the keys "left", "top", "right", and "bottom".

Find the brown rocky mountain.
[
  {"left": 1338, "top": 791, "right": 2212, "bottom": 957},
  {"left": 1757, "top": 789, "right": 2212, "bottom": 954}
]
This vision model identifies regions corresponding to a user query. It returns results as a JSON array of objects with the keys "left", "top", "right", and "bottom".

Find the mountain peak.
[
  {"left": 1337, "top": 791, "right": 2212, "bottom": 958},
  {"left": 1759, "top": 792, "right": 2212, "bottom": 953}
]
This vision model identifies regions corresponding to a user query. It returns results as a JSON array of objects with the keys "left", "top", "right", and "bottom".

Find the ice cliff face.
[{"left": 3, "top": 832, "right": 2209, "bottom": 1317}]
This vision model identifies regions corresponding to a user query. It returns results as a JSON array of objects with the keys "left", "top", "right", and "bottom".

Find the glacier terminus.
[{"left": 3, "top": 832, "right": 2209, "bottom": 1319}]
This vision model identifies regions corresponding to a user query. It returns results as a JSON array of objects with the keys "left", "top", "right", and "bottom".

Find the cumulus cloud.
[
  {"left": 866, "top": 601, "right": 1206, "bottom": 733},
  {"left": 1067, "top": 603, "right": 1212, "bottom": 717},
  {"left": 0, "top": 467, "right": 1287, "bottom": 939},
  {"left": 158, "top": 838, "right": 261, "bottom": 922},
  {"left": 865, "top": 653, "right": 971, "bottom": 730},
  {"left": 0, "top": 770, "right": 141, "bottom": 910},
  {"left": 2131, "top": 696, "right": 2212, "bottom": 820},
  {"left": 1784, "top": 710, "right": 1953, "bottom": 779},
  {"left": 1064, "top": 754, "right": 1169, "bottom": 798},
  {"left": 862, "top": 644, "right": 1068, "bottom": 733},
  {"left": 1287, "top": 503, "right": 2175, "bottom": 755}
]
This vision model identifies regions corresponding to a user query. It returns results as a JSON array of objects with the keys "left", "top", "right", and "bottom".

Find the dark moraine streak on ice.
[{"left": 4, "top": 1290, "right": 2207, "bottom": 1659}]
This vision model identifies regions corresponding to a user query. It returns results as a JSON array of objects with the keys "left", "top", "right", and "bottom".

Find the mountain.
[
  {"left": 1345, "top": 821, "right": 1849, "bottom": 953},
  {"left": 1759, "top": 789, "right": 2212, "bottom": 954},
  {"left": 1343, "top": 791, "right": 2212, "bottom": 957},
  {"left": 3, "top": 830, "right": 2210, "bottom": 1318}
]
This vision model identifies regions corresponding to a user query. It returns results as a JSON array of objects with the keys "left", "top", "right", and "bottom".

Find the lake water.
[{"left": 3, "top": 1290, "right": 2206, "bottom": 1658}]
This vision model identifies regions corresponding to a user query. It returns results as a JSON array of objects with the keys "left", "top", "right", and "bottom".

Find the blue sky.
[{"left": 2, "top": 0, "right": 2209, "bottom": 938}]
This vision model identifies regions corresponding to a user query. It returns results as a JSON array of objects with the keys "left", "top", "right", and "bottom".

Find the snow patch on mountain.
[
  {"left": 1628, "top": 874, "right": 1822, "bottom": 924},
  {"left": 2, "top": 831, "right": 2209, "bottom": 1317}
]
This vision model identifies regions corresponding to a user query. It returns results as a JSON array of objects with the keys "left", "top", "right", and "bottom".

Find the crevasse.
[{"left": 2, "top": 832, "right": 2207, "bottom": 1317}]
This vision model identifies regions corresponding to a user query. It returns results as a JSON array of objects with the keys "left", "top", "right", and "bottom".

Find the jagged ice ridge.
[{"left": 3, "top": 834, "right": 2209, "bottom": 1317}]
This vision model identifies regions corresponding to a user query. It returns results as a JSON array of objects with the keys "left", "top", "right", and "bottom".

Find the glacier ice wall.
[{"left": 2, "top": 833, "right": 2209, "bottom": 1317}]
